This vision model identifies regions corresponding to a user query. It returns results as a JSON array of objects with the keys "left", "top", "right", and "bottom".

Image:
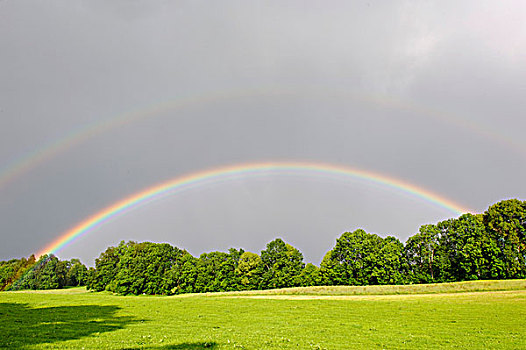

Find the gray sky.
[{"left": 1, "top": 0, "right": 525, "bottom": 265}]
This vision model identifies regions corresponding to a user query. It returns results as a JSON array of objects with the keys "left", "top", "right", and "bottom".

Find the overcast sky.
[{"left": 1, "top": 1, "right": 525, "bottom": 265}]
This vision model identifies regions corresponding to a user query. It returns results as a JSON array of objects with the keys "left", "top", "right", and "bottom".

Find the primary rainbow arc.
[{"left": 36, "top": 161, "right": 472, "bottom": 258}]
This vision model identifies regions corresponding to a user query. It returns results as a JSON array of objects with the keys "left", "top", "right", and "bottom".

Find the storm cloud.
[{"left": 1, "top": 0, "right": 525, "bottom": 264}]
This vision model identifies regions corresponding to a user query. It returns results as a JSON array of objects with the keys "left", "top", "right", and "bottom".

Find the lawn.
[{"left": 1, "top": 280, "right": 525, "bottom": 349}]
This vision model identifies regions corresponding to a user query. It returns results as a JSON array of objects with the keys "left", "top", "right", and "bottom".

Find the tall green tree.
[
  {"left": 15, "top": 255, "right": 64, "bottom": 290},
  {"left": 191, "top": 248, "right": 244, "bottom": 293},
  {"left": 236, "top": 251, "right": 263, "bottom": 290},
  {"left": 165, "top": 252, "right": 198, "bottom": 294},
  {"left": 111, "top": 242, "right": 185, "bottom": 295},
  {"left": 260, "top": 238, "right": 305, "bottom": 289},
  {"left": 298, "top": 263, "right": 321, "bottom": 286},
  {"left": 404, "top": 224, "right": 441, "bottom": 283},
  {"left": 65, "top": 258, "right": 88, "bottom": 286},
  {"left": 437, "top": 214, "right": 500, "bottom": 281},
  {"left": 321, "top": 229, "right": 403, "bottom": 285},
  {"left": 1, "top": 255, "right": 36, "bottom": 291},
  {"left": 219, "top": 248, "right": 244, "bottom": 291},
  {"left": 375, "top": 236, "right": 405, "bottom": 285},
  {"left": 87, "top": 241, "right": 136, "bottom": 292},
  {"left": 194, "top": 251, "right": 231, "bottom": 293},
  {"left": 319, "top": 250, "right": 343, "bottom": 285},
  {"left": 483, "top": 199, "right": 526, "bottom": 278}
]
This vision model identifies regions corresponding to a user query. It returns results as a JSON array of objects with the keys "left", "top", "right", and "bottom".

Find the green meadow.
[{"left": 1, "top": 280, "right": 525, "bottom": 349}]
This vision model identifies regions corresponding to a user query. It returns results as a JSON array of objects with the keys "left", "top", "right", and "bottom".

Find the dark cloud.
[{"left": 1, "top": 1, "right": 525, "bottom": 264}]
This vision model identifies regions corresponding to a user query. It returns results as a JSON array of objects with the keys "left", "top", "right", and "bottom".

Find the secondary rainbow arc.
[
  {"left": 2, "top": 86, "right": 524, "bottom": 193},
  {"left": 36, "top": 161, "right": 472, "bottom": 258}
]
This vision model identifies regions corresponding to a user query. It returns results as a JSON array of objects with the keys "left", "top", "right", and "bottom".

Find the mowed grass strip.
[
  {"left": 0, "top": 280, "right": 524, "bottom": 349},
  {"left": 205, "top": 279, "right": 526, "bottom": 297}
]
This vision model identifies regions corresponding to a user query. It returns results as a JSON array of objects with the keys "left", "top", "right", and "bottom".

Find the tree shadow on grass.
[{"left": 0, "top": 302, "right": 136, "bottom": 349}]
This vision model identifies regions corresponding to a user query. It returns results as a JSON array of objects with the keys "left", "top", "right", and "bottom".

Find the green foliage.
[
  {"left": 436, "top": 214, "right": 496, "bottom": 281},
  {"left": 166, "top": 252, "right": 199, "bottom": 294},
  {"left": 318, "top": 250, "right": 339, "bottom": 285},
  {"left": 83, "top": 199, "right": 524, "bottom": 296},
  {"left": 298, "top": 263, "right": 320, "bottom": 286},
  {"left": 87, "top": 241, "right": 135, "bottom": 292},
  {"left": 3, "top": 254, "right": 88, "bottom": 291},
  {"left": 483, "top": 199, "right": 526, "bottom": 278},
  {"left": 0, "top": 255, "right": 36, "bottom": 291},
  {"left": 321, "top": 229, "right": 404, "bottom": 286},
  {"left": 65, "top": 258, "right": 89, "bottom": 286},
  {"left": 260, "top": 238, "right": 305, "bottom": 289},
  {"left": 34, "top": 255, "right": 63, "bottom": 289},
  {"left": 403, "top": 201, "right": 526, "bottom": 284},
  {"left": 194, "top": 251, "right": 234, "bottom": 293},
  {"left": 404, "top": 224, "right": 441, "bottom": 283},
  {"left": 110, "top": 242, "right": 185, "bottom": 295},
  {"left": 236, "top": 251, "right": 263, "bottom": 289},
  {"left": 4, "top": 198, "right": 526, "bottom": 295},
  {"left": 376, "top": 236, "right": 405, "bottom": 285}
]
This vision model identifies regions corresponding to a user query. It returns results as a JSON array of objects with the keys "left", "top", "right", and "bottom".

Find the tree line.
[
  {"left": 0, "top": 255, "right": 87, "bottom": 291},
  {"left": 1, "top": 199, "right": 525, "bottom": 294}
]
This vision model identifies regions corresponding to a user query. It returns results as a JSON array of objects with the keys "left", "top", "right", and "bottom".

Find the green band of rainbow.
[{"left": 36, "top": 161, "right": 472, "bottom": 257}]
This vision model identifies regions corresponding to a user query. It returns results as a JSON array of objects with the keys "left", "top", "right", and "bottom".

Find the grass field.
[{"left": 1, "top": 280, "right": 525, "bottom": 349}]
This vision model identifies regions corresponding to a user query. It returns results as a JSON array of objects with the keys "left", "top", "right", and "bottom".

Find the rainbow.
[
  {"left": 36, "top": 161, "right": 472, "bottom": 257},
  {"left": 2, "top": 86, "right": 524, "bottom": 192}
]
